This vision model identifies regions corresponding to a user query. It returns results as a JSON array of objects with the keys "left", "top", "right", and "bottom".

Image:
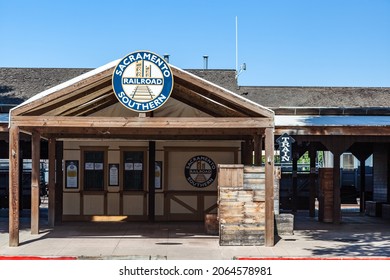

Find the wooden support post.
[
  {"left": 240, "top": 141, "right": 246, "bottom": 164},
  {"left": 321, "top": 137, "right": 354, "bottom": 224},
  {"left": 388, "top": 147, "right": 390, "bottom": 204},
  {"left": 148, "top": 141, "right": 156, "bottom": 222},
  {"left": 55, "top": 141, "right": 63, "bottom": 224},
  {"left": 31, "top": 131, "right": 40, "bottom": 234},
  {"left": 264, "top": 128, "right": 275, "bottom": 247},
  {"left": 9, "top": 126, "right": 20, "bottom": 247},
  {"left": 333, "top": 152, "right": 341, "bottom": 224},
  {"left": 48, "top": 138, "right": 56, "bottom": 227},
  {"left": 348, "top": 143, "right": 373, "bottom": 213},
  {"left": 309, "top": 146, "right": 316, "bottom": 217},
  {"left": 242, "top": 138, "right": 252, "bottom": 165},
  {"left": 254, "top": 134, "right": 263, "bottom": 166},
  {"left": 292, "top": 150, "right": 298, "bottom": 213},
  {"left": 358, "top": 158, "right": 366, "bottom": 213}
]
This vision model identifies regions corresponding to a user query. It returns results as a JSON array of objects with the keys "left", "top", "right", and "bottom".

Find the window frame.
[
  {"left": 120, "top": 147, "right": 147, "bottom": 192},
  {"left": 80, "top": 146, "right": 108, "bottom": 192}
]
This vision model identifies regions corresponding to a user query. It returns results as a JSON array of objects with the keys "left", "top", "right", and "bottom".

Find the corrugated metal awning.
[{"left": 275, "top": 115, "right": 390, "bottom": 127}]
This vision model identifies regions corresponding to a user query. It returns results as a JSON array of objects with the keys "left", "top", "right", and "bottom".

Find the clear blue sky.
[{"left": 1, "top": 0, "right": 389, "bottom": 87}]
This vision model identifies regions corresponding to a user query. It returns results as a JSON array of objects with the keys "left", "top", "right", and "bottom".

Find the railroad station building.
[{"left": 1, "top": 50, "right": 389, "bottom": 248}]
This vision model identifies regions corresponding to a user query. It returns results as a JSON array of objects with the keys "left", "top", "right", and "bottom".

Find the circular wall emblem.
[
  {"left": 112, "top": 50, "right": 174, "bottom": 112},
  {"left": 184, "top": 155, "right": 217, "bottom": 188}
]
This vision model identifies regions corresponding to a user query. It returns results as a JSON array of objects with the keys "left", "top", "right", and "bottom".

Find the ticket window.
[
  {"left": 84, "top": 151, "right": 105, "bottom": 191},
  {"left": 123, "top": 151, "right": 144, "bottom": 191}
]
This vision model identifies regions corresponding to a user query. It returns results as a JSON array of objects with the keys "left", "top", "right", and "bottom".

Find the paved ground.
[{"left": 1, "top": 206, "right": 390, "bottom": 260}]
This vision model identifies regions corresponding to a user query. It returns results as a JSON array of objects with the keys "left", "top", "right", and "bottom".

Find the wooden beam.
[
  {"left": 172, "top": 67, "right": 274, "bottom": 118},
  {"left": 264, "top": 127, "right": 275, "bottom": 247},
  {"left": 9, "top": 126, "right": 20, "bottom": 247},
  {"left": 43, "top": 84, "right": 113, "bottom": 116},
  {"left": 32, "top": 127, "right": 266, "bottom": 138},
  {"left": 55, "top": 141, "right": 64, "bottom": 224},
  {"left": 25, "top": 80, "right": 113, "bottom": 116},
  {"left": 72, "top": 95, "right": 117, "bottom": 116},
  {"left": 309, "top": 145, "right": 316, "bottom": 217},
  {"left": 176, "top": 77, "right": 269, "bottom": 118},
  {"left": 359, "top": 158, "right": 366, "bottom": 213},
  {"left": 43, "top": 133, "right": 252, "bottom": 141},
  {"left": 291, "top": 151, "right": 298, "bottom": 213},
  {"left": 333, "top": 152, "right": 341, "bottom": 224},
  {"left": 12, "top": 116, "right": 274, "bottom": 129},
  {"left": 254, "top": 134, "right": 263, "bottom": 166},
  {"left": 348, "top": 143, "right": 373, "bottom": 213},
  {"left": 48, "top": 138, "right": 56, "bottom": 227},
  {"left": 172, "top": 84, "right": 246, "bottom": 117},
  {"left": 241, "top": 139, "right": 253, "bottom": 165},
  {"left": 31, "top": 131, "right": 40, "bottom": 234}
]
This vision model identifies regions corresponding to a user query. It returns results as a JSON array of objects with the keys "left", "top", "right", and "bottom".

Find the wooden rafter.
[
  {"left": 172, "top": 84, "right": 246, "bottom": 117},
  {"left": 171, "top": 67, "right": 274, "bottom": 118},
  {"left": 42, "top": 83, "right": 113, "bottom": 116},
  {"left": 73, "top": 95, "right": 117, "bottom": 116},
  {"left": 13, "top": 67, "right": 114, "bottom": 116}
]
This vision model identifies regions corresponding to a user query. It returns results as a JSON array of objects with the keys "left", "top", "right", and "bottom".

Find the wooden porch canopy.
[
  {"left": 275, "top": 114, "right": 390, "bottom": 221},
  {"left": 8, "top": 59, "right": 275, "bottom": 246}
]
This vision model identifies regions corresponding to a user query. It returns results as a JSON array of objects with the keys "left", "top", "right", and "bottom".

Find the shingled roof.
[
  {"left": 0, "top": 68, "right": 237, "bottom": 106},
  {"left": 1, "top": 67, "right": 390, "bottom": 115},
  {"left": 237, "top": 86, "right": 390, "bottom": 114}
]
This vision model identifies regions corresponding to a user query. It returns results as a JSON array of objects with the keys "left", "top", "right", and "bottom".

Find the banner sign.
[{"left": 276, "top": 133, "right": 295, "bottom": 163}]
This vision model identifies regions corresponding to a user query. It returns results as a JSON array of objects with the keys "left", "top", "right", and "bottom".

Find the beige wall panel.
[
  {"left": 64, "top": 140, "right": 148, "bottom": 150},
  {"left": 170, "top": 195, "right": 197, "bottom": 214},
  {"left": 83, "top": 195, "right": 104, "bottom": 215},
  {"left": 204, "top": 195, "right": 218, "bottom": 213},
  {"left": 107, "top": 193, "right": 120, "bottom": 215},
  {"left": 168, "top": 151, "right": 235, "bottom": 191},
  {"left": 108, "top": 150, "right": 120, "bottom": 164},
  {"left": 156, "top": 192, "right": 164, "bottom": 216},
  {"left": 63, "top": 150, "right": 80, "bottom": 161},
  {"left": 156, "top": 150, "right": 164, "bottom": 161},
  {"left": 63, "top": 192, "right": 80, "bottom": 215},
  {"left": 123, "top": 195, "right": 145, "bottom": 215}
]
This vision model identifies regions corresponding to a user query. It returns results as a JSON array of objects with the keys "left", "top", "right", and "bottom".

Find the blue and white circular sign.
[{"left": 112, "top": 50, "right": 174, "bottom": 112}]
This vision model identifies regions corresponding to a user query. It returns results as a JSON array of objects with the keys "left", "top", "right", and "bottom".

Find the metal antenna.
[
  {"left": 235, "top": 16, "right": 246, "bottom": 81},
  {"left": 236, "top": 16, "right": 238, "bottom": 74}
]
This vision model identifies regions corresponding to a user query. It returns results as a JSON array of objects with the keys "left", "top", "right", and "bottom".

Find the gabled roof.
[
  {"left": 0, "top": 67, "right": 237, "bottom": 105},
  {"left": 10, "top": 61, "right": 273, "bottom": 119}
]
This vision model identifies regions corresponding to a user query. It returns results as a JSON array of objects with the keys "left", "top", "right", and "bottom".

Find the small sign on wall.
[
  {"left": 65, "top": 160, "right": 78, "bottom": 189},
  {"left": 109, "top": 164, "right": 119, "bottom": 186},
  {"left": 155, "top": 161, "right": 162, "bottom": 189},
  {"left": 184, "top": 155, "right": 217, "bottom": 188}
]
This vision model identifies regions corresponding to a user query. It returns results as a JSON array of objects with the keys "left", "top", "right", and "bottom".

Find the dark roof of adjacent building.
[
  {"left": 0, "top": 67, "right": 91, "bottom": 107},
  {"left": 1, "top": 67, "right": 390, "bottom": 115},
  {"left": 236, "top": 86, "right": 390, "bottom": 115}
]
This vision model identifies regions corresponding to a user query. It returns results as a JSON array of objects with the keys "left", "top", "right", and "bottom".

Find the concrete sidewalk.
[{"left": 1, "top": 208, "right": 390, "bottom": 260}]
